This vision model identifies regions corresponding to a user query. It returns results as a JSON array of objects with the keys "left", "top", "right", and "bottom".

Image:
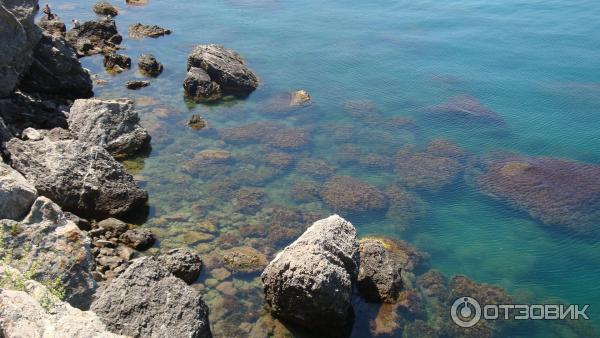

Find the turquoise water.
[{"left": 51, "top": 0, "right": 600, "bottom": 336}]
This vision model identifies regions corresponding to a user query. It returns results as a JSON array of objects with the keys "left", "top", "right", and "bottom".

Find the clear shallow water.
[{"left": 51, "top": 0, "right": 600, "bottom": 336}]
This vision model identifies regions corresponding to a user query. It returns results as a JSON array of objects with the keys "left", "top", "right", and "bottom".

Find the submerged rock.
[
  {"left": 65, "top": 17, "right": 122, "bottom": 57},
  {"left": 183, "top": 67, "right": 222, "bottom": 102},
  {"left": 129, "top": 23, "right": 171, "bottom": 38},
  {"left": 138, "top": 53, "right": 163, "bottom": 77},
  {"left": 93, "top": 1, "right": 119, "bottom": 16},
  {"left": 0, "top": 197, "right": 97, "bottom": 309},
  {"left": 394, "top": 141, "right": 464, "bottom": 192},
  {"left": 6, "top": 136, "right": 148, "bottom": 219},
  {"left": 262, "top": 215, "right": 359, "bottom": 336},
  {"left": 0, "top": 0, "right": 41, "bottom": 97},
  {"left": 0, "top": 276, "right": 125, "bottom": 338},
  {"left": 68, "top": 98, "right": 151, "bottom": 157},
  {"left": 125, "top": 80, "right": 150, "bottom": 90},
  {"left": 187, "top": 44, "right": 259, "bottom": 97},
  {"left": 158, "top": 248, "right": 203, "bottom": 284},
  {"left": 321, "top": 176, "right": 388, "bottom": 215},
  {"left": 0, "top": 162, "right": 37, "bottom": 220},
  {"left": 91, "top": 256, "right": 212, "bottom": 338},
  {"left": 427, "top": 95, "right": 504, "bottom": 124},
  {"left": 290, "top": 90, "right": 311, "bottom": 106},
  {"left": 103, "top": 53, "right": 131, "bottom": 73},
  {"left": 20, "top": 33, "right": 93, "bottom": 98},
  {"left": 232, "top": 187, "right": 267, "bottom": 214},
  {"left": 221, "top": 246, "right": 267, "bottom": 274},
  {"left": 475, "top": 154, "right": 600, "bottom": 234}
]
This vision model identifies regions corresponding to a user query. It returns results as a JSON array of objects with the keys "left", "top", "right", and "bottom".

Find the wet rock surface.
[
  {"left": 262, "top": 215, "right": 359, "bottom": 336},
  {"left": 125, "top": 80, "right": 150, "bottom": 90},
  {"left": 129, "top": 23, "right": 171, "bottom": 38},
  {"left": 20, "top": 33, "right": 93, "bottom": 99},
  {"left": 65, "top": 17, "right": 122, "bottom": 57},
  {"left": 68, "top": 98, "right": 150, "bottom": 157},
  {"left": 187, "top": 44, "right": 259, "bottom": 98},
  {"left": 6, "top": 136, "right": 148, "bottom": 219},
  {"left": 91, "top": 256, "right": 212, "bottom": 338}
]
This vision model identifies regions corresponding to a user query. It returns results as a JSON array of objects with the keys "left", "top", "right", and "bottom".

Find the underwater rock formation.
[
  {"left": 321, "top": 176, "right": 388, "bottom": 215},
  {"left": 475, "top": 154, "right": 600, "bottom": 234},
  {"left": 394, "top": 140, "right": 464, "bottom": 192},
  {"left": 426, "top": 95, "right": 504, "bottom": 124},
  {"left": 262, "top": 215, "right": 359, "bottom": 337}
]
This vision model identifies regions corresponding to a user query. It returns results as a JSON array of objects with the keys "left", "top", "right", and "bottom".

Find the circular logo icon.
[{"left": 451, "top": 297, "right": 481, "bottom": 327}]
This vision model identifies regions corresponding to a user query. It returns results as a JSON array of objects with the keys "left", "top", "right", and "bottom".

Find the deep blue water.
[{"left": 49, "top": 0, "right": 600, "bottom": 336}]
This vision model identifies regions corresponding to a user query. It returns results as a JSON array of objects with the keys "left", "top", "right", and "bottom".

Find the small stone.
[
  {"left": 216, "top": 281, "right": 236, "bottom": 296},
  {"left": 93, "top": 1, "right": 119, "bottom": 16},
  {"left": 119, "top": 228, "right": 156, "bottom": 250},
  {"left": 290, "top": 90, "right": 311, "bottom": 106},
  {"left": 126, "top": 80, "right": 150, "bottom": 90},
  {"left": 138, "top": 54, "right": 163, "bottom": 77},
  {"left": 97, "top": 218, "right": 129, "bottom": 237},
  {"left": 183, "top": 231, "right": 215, "bottom": 244},
  {"left": 187, "top": 114, "right": 207, "bottom": 130},
  {"left": 129, "top": 23, "right": 171, "bottom": 38},
  {"left": 205, "top": 278, "right": 219, "bottom": 287},
  {"left": 158, "top": 248, "right": 203, "bottom": 284}
]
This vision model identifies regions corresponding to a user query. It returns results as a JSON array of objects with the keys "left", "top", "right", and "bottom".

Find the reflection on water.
[{"left": 50, "top": 0, "right": 600, "bottom": 336}]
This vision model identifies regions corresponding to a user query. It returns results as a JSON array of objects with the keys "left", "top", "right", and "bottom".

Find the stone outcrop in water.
[
  {"left": 128, "top": 23, "right": 171, "bottom": 38},
  {"left": 0, "top": 197, "right": 97, "bottom": 309},
  {"left": 138, "top": 53, "right": 163, "bottom": 77},
  {"left": 0, "top": 0, "right": 41, "bottom": 97},
  {"left": 157, "top": 248, "right": 203, "bottom": 284},
  {"left": 68, "top": 98, "right": 151, "bottom": 158},
  {"left": 0, "top": 274, "right": 125, "bottom": 338},
  {"left": 0, "top": 162, "right": 37, "bottom": 220},
  {"left": 20, "top": 33, "right": 93, "bottom": 98},
  {"left": 65, "top": 17, "right": 122, "bottom": 57},
  {"left": 262, "top": 215, "right": 359, "bottom": 337},
  {"left": 103, "top": 53, "right": 131, "bottom": 73},
  {"left": 187, "top": 44, "right": 259, "bottom": 99},
  {"left": 93, "top": 1, "right": 119, "bottom": 17},
  {"left": 91, "top": 256, "right": 212, "bottom": 338},
  {"left": 183, "top": 67, "right": 222, "bottom": 102},
  {"left": 6, "top": 134, "right": 148, "bottom": 219},
  {"left": 475, "top": 154, "right": 600, "bottom": 234}
]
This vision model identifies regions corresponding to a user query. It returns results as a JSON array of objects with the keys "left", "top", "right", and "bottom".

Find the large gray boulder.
[
  {"left": 6, "top": 135, "right": 148, "bottom": 219},
  {"left": 0, "top": 162, "right": 37, "bottom": 220},
  {"left": 0, "top": 0, "right": 41, "bottom": 97},
  {"left": 91, "top": 256, "right": 212, "bottom": 338},
  {"left": 0, "top": 275, "right": 126, "bottom": 338},
  {"left": 187, "top": 44, "right": 258, "bottom": 96},
  {"left": 261, "top": 215, "right": 358, "bottom": 336},
  {"left": 0, "top": 197, "right": 97, "bottom": 309},
  {"left": 68, "top": 98, "right": 150, "bottom": 157},
  {"left": 20, "top": 33, "right": 93, "bottom": 98}
]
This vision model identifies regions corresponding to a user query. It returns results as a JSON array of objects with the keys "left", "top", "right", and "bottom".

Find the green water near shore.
[{"left": 50, "top": 0, "right": 600, "bottom": 336}]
